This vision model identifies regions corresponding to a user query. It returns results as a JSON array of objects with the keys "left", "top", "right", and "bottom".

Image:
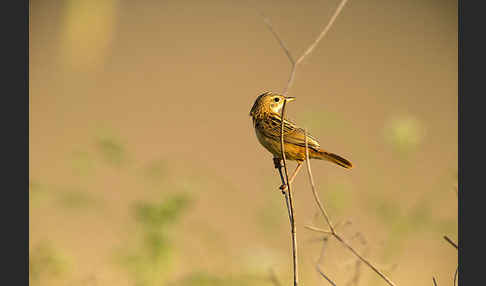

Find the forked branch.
[
  {"left": 304, "top": 129, "right": 397, "bottom": 286},
  {"left": 263, "top": 0, "right": 350, "bottom": 96},
  {"left": 264, "top": 1, "right": 350, "bottom": 285}
]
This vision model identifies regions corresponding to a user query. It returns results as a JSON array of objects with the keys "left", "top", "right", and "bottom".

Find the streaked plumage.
[{"left": 250, "top": 91, "right": 353, "bottom": 169}]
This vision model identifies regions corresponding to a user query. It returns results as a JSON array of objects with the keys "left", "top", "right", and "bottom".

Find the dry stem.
[
  {"left": 280, "top": 163, "right": 303, "bottom": 192},
  {"left": 315, "top": 237, "right": 338, "bottom": 286},
  {"left": 304, "top": 225, "right": 332, "bottom": 235},
  {"left": 454, "top": 266, "right": 458, "bottom": 286},
  {"left": 304, "top": 129, "right": 397, "bottom": 286},
  {"left": 263, "top": 1, "right": 351, "bottom": 285},
  {"left": 443, "top": 235, "right": 458, "bottom": 285},
  {"left": 345, "top": 233, "right": 368, "bottom": 286},
  {"left": 263, "top": 0, "right": 349, "bottom": 97},
  {"left": 443, "top": 235, "right": 458, "bottom": 250},
  {"left": 280, "top": 100, "right": 298, "bottom": 286},
  {"left": 316, "top": 265, "right": 338, "bottom": 286}
]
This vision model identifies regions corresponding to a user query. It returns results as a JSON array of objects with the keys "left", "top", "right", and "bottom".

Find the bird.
[{"left": 250, "top": 91, "right": 352, "bottom": 189}]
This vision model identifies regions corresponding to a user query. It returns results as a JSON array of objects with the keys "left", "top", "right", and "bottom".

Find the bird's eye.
[{"left": 274, "top": 97, "right": 280, "bottom": 102}]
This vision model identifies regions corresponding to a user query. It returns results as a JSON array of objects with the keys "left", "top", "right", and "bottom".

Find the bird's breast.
[{"left": 253, "top": 123, "right": 279, "bottom": 156}]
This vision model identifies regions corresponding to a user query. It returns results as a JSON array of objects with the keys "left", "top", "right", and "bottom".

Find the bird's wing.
[{"left": 262, "top": 115, "right": 321, "bottom": 150}]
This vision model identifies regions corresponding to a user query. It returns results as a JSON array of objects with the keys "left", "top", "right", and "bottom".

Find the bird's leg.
[
  {"left": 273, "top": 158, "right": 287, "bottom": 194},
  {"left": 280, "top": 162, "right": 303, "bottom": 192}
]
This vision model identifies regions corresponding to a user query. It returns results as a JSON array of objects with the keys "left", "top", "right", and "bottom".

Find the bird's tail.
[{"left": 311, "top": 149, "right": 353, "bottom": 169}]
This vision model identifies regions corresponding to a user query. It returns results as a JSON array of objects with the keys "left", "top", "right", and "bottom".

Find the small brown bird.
[{"left": 250, "top": 92, "right": 353, "bottom": 178}]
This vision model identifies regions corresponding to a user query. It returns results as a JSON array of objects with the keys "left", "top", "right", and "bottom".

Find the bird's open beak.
[{"left": 285, "top": 97, "right": 296, "bottom": 102}]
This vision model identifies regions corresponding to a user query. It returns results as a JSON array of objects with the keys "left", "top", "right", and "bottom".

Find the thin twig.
[
  {"left": 263, "top": 0, "right": 350, "bottom": 97},
  {"left": 334, "top": 233, "right": 396, "bottom": 286},
  {"left": 284, "top": 193, "right": 292, "bottom": 223},
  {"left": 314, "top": 234, "right": 337, "bottom": 285},
  {"left": 317, "top": 236, "right": 329, "bottom": 266},
  {"left": 262, "top": 14, "right": 295, "bottom": 65},
  {"left": 304, "top": 129, "right": 335, "bottom": 233},
  {"left": 295, "top": 0, "right": 349, "bottom": 66},
  {"left": 280, "top": 100, "right": 298, "bottom": 286},
  {"left": 345, "top": 233, "right": 368, "bottom": 286},
  {"left": 284, "top": 64, "right": 297, "bottom": 96},
  {"left": 443, "top": 235, "right": 458, "bottom": 250},
  {"left": 304, "top": 225, "right": 332, "bottom": 235},
  {"left": 280, "top": 163, "right": 304, "bottom": 192},
  {"left": 347, "top": 259, "right": 363, "bottom": 286},
  {"left": 454, "top": 266, "right": 458, "bottom": 286},
  {"left": 304, "top": 129, "right": 397, "bottom": 286},
  {"left": 345, "top": 252, "right": 365, "bottom": 286},
  {"left": 432, "top": 277, "right": 438, "bottom": 286},
  {"left": 305, "top": 207, "right": 397, "bottom": 286},
  {"left": 316, "top": 265, "right": 338, "bottom": 286},
  {"left": 263, "top": 1, "right": 351, "bottom": 285}
]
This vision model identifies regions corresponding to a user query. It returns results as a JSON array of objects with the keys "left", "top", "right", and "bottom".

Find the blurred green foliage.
[
  {"left": 134, "top": 194, "right": 191, "bottom": 227},
  {"left": 369, "top": 195, "right": 456, "bottom": 260},
  {"left": 119, "top": 193, "right": 192, "bottom": 286},
  {"left": 30, "top": 242, "right": 70, "bottom": 285},
  {"left": 384, "top": 115, "right": 425, "bottom": 154},
  {"left": 56, "top": 189, "right": 97, "bottom": 209},
  {"left": 96, "top": 136, "right": 126, "bottom": 167},
  {"left": 30, "top": 180, "right": 99, "bottom": 211}
]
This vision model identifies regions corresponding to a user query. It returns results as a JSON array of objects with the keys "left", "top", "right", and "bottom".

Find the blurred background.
[{"left": 29, "top": 0, "right": 457, "bottom": 285}]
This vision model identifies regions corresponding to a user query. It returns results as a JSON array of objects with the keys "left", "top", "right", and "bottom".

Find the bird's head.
[{"left": 249, "top": 91, "right": 295, "bottom": 118}]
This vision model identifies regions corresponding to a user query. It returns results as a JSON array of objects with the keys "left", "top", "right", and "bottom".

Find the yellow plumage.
[{"left": 250, "top": 92, "right": 353, "bottom": 169}]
